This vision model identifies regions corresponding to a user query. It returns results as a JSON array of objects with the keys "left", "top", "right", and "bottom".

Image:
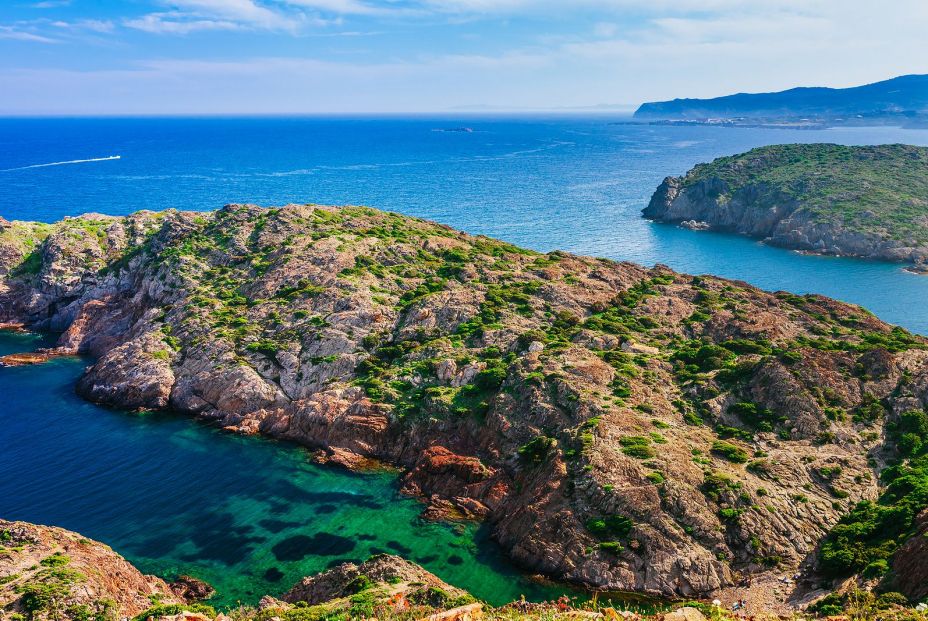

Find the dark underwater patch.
[
  {"left": 386, "top": 540, "right": 412, "bottom": 555},
  {"left": 447, "top": 554, "right": 464, "bottom": 565},
  {"left": 186, "top": 512, "right": 264, "bottom": 565},
  {"left": 264, "top": 567, "right": 285, "bottom": 582},
  {"left": 271, "top": 532, "right": 356, "bottom": 561}
]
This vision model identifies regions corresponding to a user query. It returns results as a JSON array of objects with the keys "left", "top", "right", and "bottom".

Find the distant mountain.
[{"left": 634, "top": 74, "right": 928, "bottom": 121}]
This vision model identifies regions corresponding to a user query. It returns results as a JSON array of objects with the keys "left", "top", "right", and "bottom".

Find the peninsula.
[
  {"left": 644, "top": 144, "right": 928, "bottom": 268},
  {"left": 1, "top": 204, "right": 927, "bottom": 615}
]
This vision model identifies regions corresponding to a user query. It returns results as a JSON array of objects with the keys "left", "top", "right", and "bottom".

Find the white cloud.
[
  {"left": 0, "top": 25, "right": 58, "bottom": 43},
  {"left": 126, "top": 0, "right": 306, "bottom": 34},
  {"left": 125, "top": 12, "right": 246, "bottom": 34},
  {"left": 1, "top": 0, "right": 927, "bottom": 112},
  {"left": 283, "top": 0, "right": 391, "bottom": 15},
  {"left": 51, "top": 19, "right": 116, "bottom": 33}
]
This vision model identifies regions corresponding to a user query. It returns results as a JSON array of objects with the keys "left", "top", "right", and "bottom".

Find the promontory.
[{"left": 644, "top": 143, "right": 928, "bottom": 267}]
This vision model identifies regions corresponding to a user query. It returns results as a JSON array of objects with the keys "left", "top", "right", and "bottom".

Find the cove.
[{"left": 0, "top": 331, "right": 573, "bottom": 608}]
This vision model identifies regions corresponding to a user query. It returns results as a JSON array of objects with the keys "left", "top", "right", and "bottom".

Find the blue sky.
[{"left": 1, "top": 0, "right": 926, "bottom": 114}]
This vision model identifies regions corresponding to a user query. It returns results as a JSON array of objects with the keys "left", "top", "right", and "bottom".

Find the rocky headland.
[
  {"left": 2, "top": 204, "right": 928, "bottom": 610},
  {"left": 0, "top": 519, "right": 184, "bottom": 619},
  {"left": 643, "top": 144, "right": 928, "bottom": 267}
]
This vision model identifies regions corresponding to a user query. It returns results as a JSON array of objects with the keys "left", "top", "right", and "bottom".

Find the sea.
[{"left": 1, "top": 116, "right": 927, "bottom": 606}]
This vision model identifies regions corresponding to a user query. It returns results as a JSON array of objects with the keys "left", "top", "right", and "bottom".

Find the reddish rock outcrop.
[{"left": 0, "top": 519, "right": 181, "bottom": 617}]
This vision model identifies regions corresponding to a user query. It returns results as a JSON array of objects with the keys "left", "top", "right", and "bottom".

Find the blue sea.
[{"left": 2, "top": 116, "right": 928, "bottom": 606}]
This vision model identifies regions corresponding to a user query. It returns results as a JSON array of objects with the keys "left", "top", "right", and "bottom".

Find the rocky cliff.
[
  {"left": 643, "top": 144, "right": 928, "bottom": 266},
  {"left": 2, "top": 204, "right": 928, "bottom": 605},
  {"left": 0, "top": 519, "right": 182, "bottom": 619}
]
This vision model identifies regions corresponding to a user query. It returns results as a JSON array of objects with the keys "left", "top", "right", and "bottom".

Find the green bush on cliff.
[
  {"left": 619, "top": 435, "right": 655, "bottom": 459},
  {"left": 819, "top": 450, "right": 928, "bottom": 578},
  {"left": 517, "top": 435, "right": 556, "bottom": 465},
  {"left": 671, "top": 340, "right": 737, "bottom": 381},
  {"left": 586, "top": 515, "right": 633, "bottom": 539},
  {"left": 727, "top": 401, "right": 783, "bottom": 432},
  {"left": 131, "top": 604, "right": 217, "bottom": 621},
  {"left": 39, "top": 552, "right": 70, "bottom": 567},
  {"left": 711, "top": 440, "right": 749, "bottom": 463},
  {"left": 16, "top": 567, "right": 86, "bottom": 618}
]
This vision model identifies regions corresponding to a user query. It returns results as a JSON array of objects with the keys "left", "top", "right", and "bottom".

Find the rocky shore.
[
  {"left": 2, "top": 204, "right": 928, "bottom": 609},
  {"left": 644, "top": 144, "right": 928, "bottom": 266},
  {"left": 2, "top": 520, "right": 925, "bottom": 621}
]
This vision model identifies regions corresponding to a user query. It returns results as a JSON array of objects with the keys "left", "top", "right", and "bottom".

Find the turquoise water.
[
  {"left": 2, "top": 117, "right": 928, "bottom": 333},
  {"left": 0, "top": 331, "right": 573, "bottom": 607}
]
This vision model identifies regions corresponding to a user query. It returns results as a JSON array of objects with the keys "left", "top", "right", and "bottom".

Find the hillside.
[
  {"left": 0, "top": 519, "right": 184, "bottom": 619},
  {"left": 633, "top": 74, "right": 928, "bottom": 124},
  {"left": 2, "top": 204, "right": 928, "bottom": 609},
  {"left": 644, "top": 143, "right": 928, "bottom": 265}
]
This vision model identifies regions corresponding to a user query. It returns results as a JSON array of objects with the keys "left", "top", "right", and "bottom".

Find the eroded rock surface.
[
  {"left": 0, "top": 519, "right": 181, "bottom": 619},
  {"left": 2, "top": 204, "right": 927, "bottom": 599}
]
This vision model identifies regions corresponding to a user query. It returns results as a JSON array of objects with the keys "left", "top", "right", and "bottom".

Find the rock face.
[
  {"left": 0, "top": 519, "right": 181, "bottom": 619},
  {"left": 2, "top": 204, "right": 928, "bottom": 600},
  {"left": 284, "top": 554, "right": 468, "bottom": 605},
  {"left": 644, "top": 144, "right": 928, "bottom": 265},
  {"left": 888, "top": 509, "right": 928, "bottom": 601}
]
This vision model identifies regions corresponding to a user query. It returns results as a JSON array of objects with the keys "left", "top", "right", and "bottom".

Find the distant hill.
[{"left": 634, "top": 74, "right": 928, "bottom": 121}]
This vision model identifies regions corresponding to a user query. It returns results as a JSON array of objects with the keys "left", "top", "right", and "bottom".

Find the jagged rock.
[
  {"left": 888, "top": 509, "right": 928, "bottom": 600},
  {"left": 284, "top": 554, "right": 467, "bottom": 605},
  {"left": 169, "top": 574, "right": 216, "bottom": 601}
]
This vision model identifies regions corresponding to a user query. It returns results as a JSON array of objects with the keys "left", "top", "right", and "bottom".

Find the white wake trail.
[{"left": 1, "top": 155, "right": 121, "bottom": 172}]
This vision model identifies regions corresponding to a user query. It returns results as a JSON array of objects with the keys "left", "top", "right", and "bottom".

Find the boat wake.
[{"left": 1, "top": 155, "right": 121, "bottom": 172}]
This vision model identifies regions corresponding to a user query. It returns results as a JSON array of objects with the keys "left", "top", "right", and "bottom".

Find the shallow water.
[{"left": 0, "top": 331, "right": 576, "bottom": 607}]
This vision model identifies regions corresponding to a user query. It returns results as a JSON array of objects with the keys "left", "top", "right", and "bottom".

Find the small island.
[{"left": 644, "top": 143, "right": 928, "bottom": 269}]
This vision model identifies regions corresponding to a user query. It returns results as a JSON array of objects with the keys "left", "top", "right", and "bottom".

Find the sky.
[{"left": 0, "top": 0, "right": 926, "bottom": 115}]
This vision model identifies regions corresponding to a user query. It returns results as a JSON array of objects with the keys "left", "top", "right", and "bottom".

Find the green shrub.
[
  {"left": 40, "top": 552, "right": 70, "bottom": 567},
  {"left": 517, "top": 436, "right": 556, "bottom": 465},
  {"left": 598, "top": 541, "right": 624, "bottom": 554},
  {"left": 620, "top": 436, "right": 655, "bottom": 459},
  {"left": 131, "top": 604, "right": 217, "bottom": 621},
  {"left": 819, "top": 453, "right": 928, "bottom": 578},
  {"left": 712, "top": 440, "right": 749, "bottom": 463},
  {"left": 586, "top": 515, "right": 633, "bottom": 539}
]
